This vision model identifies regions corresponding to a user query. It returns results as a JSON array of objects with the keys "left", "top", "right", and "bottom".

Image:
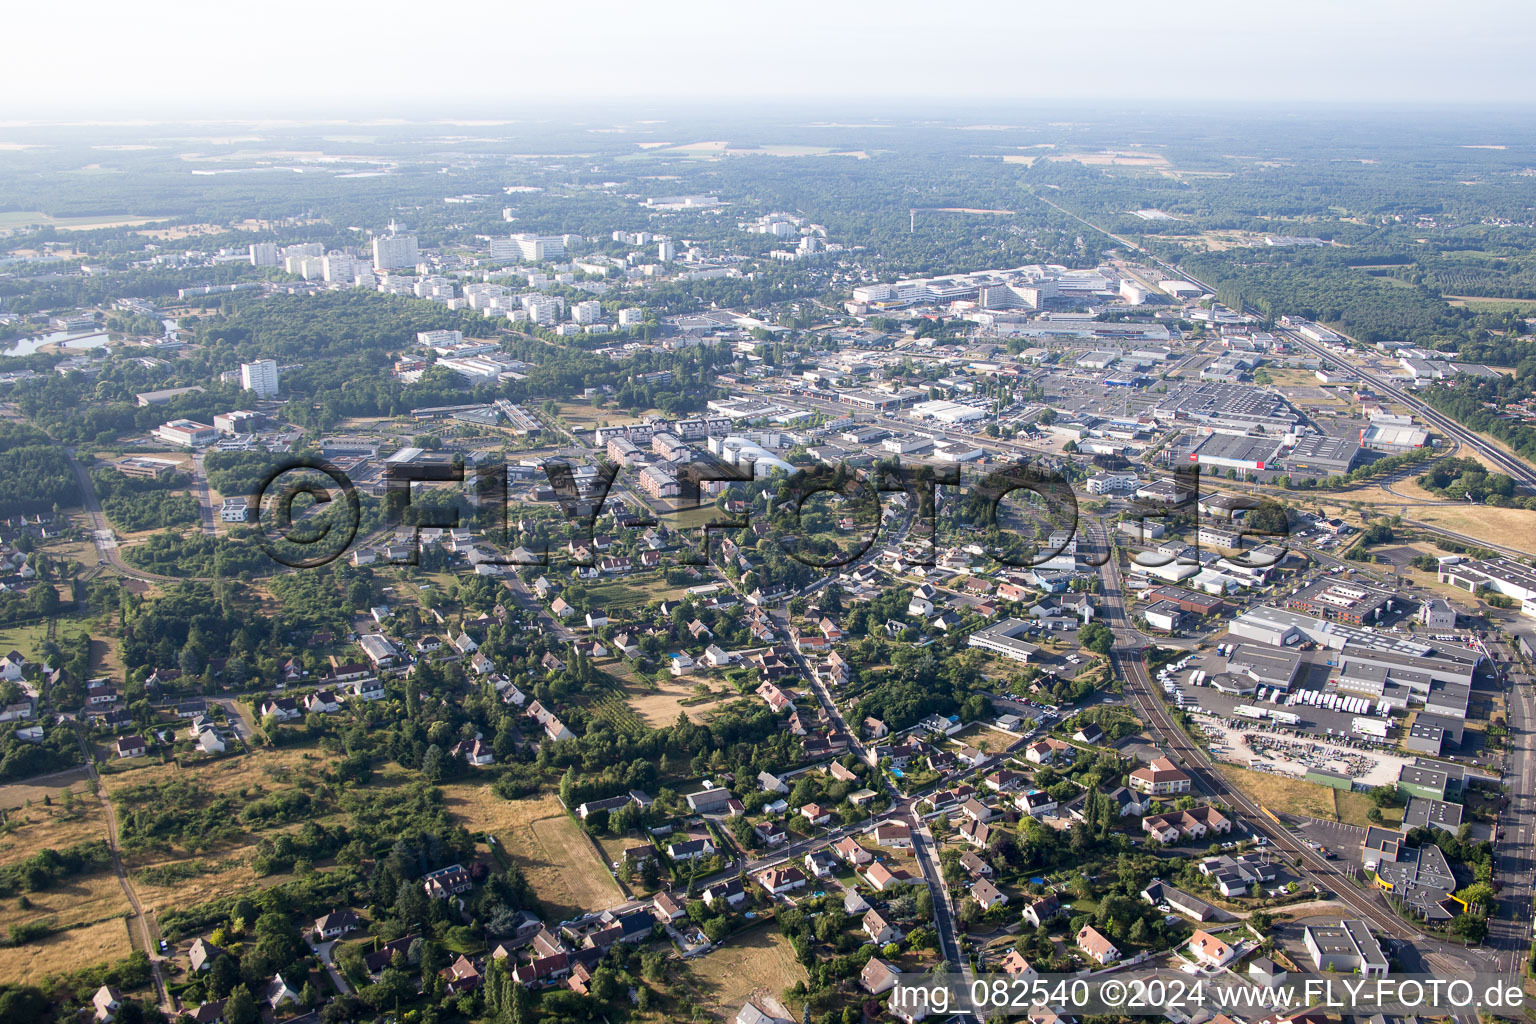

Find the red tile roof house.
[
  {"left": 1021, "top": 893, "right": 1061, "bottom": 928},
  {"left": 864, "top": 861, "right": 917, "bottom": 891},
  {"left": 1076, "top": 924, "right": 1120, "bottom": 965},
  {"left": 1000, "top": 949, "right": 1036, "bottom": 978},
  {"left": 1188, "top": 929, "right": 1236, "bottom": 968},
  {"left": 860, "top": 957, "right": 902, "bottom": 995}
]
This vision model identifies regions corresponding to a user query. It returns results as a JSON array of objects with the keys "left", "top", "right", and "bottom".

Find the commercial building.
[
  {"left": 154, "top": 419, "right": 217, "bottom": 447},
  {"left": 1186, "top": 432, "right": 1284, "bottom": 474},
  {"left": 1086, "top": 471, "right": 1139, "bottom": 494},
  {"left": 1142, "top": 601, "right": 1185, "bottom": 632},
  {"left": 1303, "top": 920, "right": 1388, "bottom": 976},
  {"left": 1286, "top": 578, "right": 1396, "bottom": 625},
  {"left": 1285, "top": 433, "right": 1363, "bottom": 476},
  {"left": 967, "top": 619, "right": 1040, "bottom": 663},
  {"left": 1437, "top": 557, "right": 1536, "bottom": 617},
  {"left": 1360, "top": 423, "right": 1429, "bottom": 453},
  {"left": 1153, "top": 382, "right": 1300, "bottom": 433},
  {"left": 1226, "top": 644, "right": 1303, "bottom": 691},
  {"left": 240, "top": 359, "right": 280, "bottom": 398},
  {"left": 136, "top": 385, "right": 205, "bottom": 407},
  {"left": 911, "top": 399, "right": 986, "bottom": 424},
  {"left": 213, "top": 410, "right": 261, "bottom": 434}
]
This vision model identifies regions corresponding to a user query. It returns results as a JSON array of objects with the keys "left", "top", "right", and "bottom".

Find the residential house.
[
  {"left": 863, "top": 907, "right": 903, "bottom": 944},
  {"left": 1188, "top": 929, "right": 1236, "bottom": 968},
  {"left": 1076, "top": 924, "right": 1120, "bottom": 965},
  {"left": 972, "top": 878, "right": 1008, "bottom": 911}
]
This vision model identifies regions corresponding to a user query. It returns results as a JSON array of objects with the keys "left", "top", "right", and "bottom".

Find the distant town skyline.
[{"left": 3, "top": 0, "right": 1532, "bottom": 116}]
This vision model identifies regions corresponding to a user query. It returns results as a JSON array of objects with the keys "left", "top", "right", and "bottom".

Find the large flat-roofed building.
[
  {"left": 1372, "top": 840, "right": 1461, "bottom": 921},
  {"left": 1438, "top": 557, "right": 1536, "bottom": 617},
  {"left": 1285, "top": 433, "right": 1362, "bottom": 475},
  {"left": 136, "top": 385, "right": 205, "bottom": 407},
  {"left": 1360, "top": 423, "right": 1429, "bottom": 452},
  {"left": 1303, "top": 920, "right": 1388, "bottom": 976},
  {"left": 968, "top": 618, "right": 1040, "bottom": 663},
  {"left": 1402, "top": 796, "right": 1464, "bottom": 834},
  {"left": 1397, "top": 761, "right": 1460, "bottom": 803},
  {"left": 1153, "top": 382, "right": 1300, "bottom": 432},
  {"left": 1186, "top": 433, "right": 1285, "bottom": 473},
  {"left": 1229, "top": 605, "right": 1482, "bottom": 674},
  {"left": 154, "top": 419, "right": 217, "bottom": 448},
  {"left": 1286, "top": 578, "right": 1396, "bottom": 625},
  {"left": 1135, "top": 478, "right": 1195, "bottom": 504},
  {"left": 1148, "top": 587, "right": 1226, "bottom": 617},
  {"left": 1227, "top": 644, "right": 1303, "bottom": 691}
]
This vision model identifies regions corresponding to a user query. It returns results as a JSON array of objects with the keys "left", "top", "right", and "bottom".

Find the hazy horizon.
[{"left": 4, "top": 0, "right": 1531, "bottom": 117}]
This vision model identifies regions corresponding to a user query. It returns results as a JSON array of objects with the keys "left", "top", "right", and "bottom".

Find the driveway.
[{"left": 312, "top": 939, "right": 351, "bottom": 995}]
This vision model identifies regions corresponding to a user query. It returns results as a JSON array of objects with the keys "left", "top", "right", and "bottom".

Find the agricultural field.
[
  {"left": 679, "top": 925, "right": 806, "bottom": 1022},
  {"left": 442, "top": 789, "right": 622, "bottom": 920}
]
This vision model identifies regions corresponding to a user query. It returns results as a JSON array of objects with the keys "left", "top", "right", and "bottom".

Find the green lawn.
[{"left": 578, "top": 574, "right": 683, "bottom": 611}]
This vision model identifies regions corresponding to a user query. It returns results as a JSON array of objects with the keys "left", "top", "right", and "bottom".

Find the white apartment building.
[
  {"left": 618, "top": 307, "right": 645, "bottom": 327},
  {"left": 416, "top": 330, "right": 462, "bottom": 348},
  {"left": 572, "top": 300, "right": 603, "bottom": 324},
  {"left": 322, "top": 252, "right": 361, "bottom": 284},
  {"left": 1085, "top": 471, "right": 1139, "bottom": 495},
  {"left": 523, "top": 295, "right": 564, "bottom": 325},
  {"left": 249, "top": 242, "right": 279, "bottom": 267},
  {"left": 512, "top": 233, "right": 565, "bottom": 262},
  {"left": 657, "top": 240, "right": 676, "bottom": 262},
  {"left": 372, "top": 233, "right": 419, "bottom": 271},
  {"left": 240, "top": 359, "right": 280, "bottom": 398}
]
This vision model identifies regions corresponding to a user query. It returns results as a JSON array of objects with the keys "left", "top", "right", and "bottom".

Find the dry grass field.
[
  {"left": 620, "top": 674, "right": 718, "bottom": 727},
  {"left": 950, "top": 724, "right": 1016, "bottom": 755},
  {"left": 1217, "top": 765, "right": 1339, "bottom": 821},
  {"left": 0, "top": 918, "right": 135, "bottom": 984},
  {"left": 0, "top": 871, "right": 131, "bottom": 934},
  {"left": 442, "top": 789, "right": 622, "bottom": 919},
  {"left": 101, "top": 745, "right": 325, "bottom": 806},
  {"left": 0, "top": 799, "right": 110, "bottom": 869},
  {"left": 0, "top": 767, "right": 92, "bottom": 811},
  {"left": 129, "top": 850, "right": 274, "bottom": 916},
  {"left": 680, "top": 926, "right": 806, "bottom": 1020}
]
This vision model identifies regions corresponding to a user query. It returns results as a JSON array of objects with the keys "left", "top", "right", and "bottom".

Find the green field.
[{"left": 579, "top": 574, "right": 683, "bottom": 611}]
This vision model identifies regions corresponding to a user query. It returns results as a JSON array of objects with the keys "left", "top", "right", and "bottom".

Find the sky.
[{"left": 4, "top": 0, "right": 1531, "bottom": 117}]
